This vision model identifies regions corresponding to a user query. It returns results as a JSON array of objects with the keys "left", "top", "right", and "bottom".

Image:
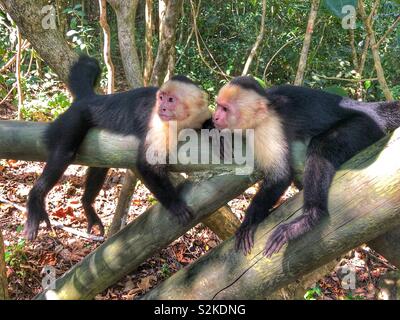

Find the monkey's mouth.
[{"left": 159, "top": 112, "right": 175, "bottom": 121}]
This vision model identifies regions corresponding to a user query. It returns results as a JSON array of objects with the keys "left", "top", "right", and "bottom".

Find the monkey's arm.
[
  {"left": 236, "top": 174, "right": 292, "bottom": 255},
  {"left": 136, "top": 156, "right": 193, "bottom": 225},
  {"left": 264, "top": 115, "right": 384, "bottom": 257}
]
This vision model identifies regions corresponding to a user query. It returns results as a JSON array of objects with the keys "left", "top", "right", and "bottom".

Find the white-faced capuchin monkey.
[
  {"left": 213, "top": 76, "right": 400, "bottom": 257},
  {"left": 25, "top": 55, "right": 211, "bottom": 240}
]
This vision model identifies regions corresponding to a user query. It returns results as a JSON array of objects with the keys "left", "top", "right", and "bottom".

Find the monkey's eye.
[
  {"left": 222, "top": 106, "right": 228, "bottom": 112},
  {"left": 160, "top": 95, "right": 163, "bottom": 100},
  {"left": 169, "top": 97, "right": 174, "bottom": 102}
]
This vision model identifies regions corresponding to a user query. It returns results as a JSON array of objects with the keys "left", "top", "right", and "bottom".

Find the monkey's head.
[
  {"left": 157, "top": 76, "right": 211, "bottom": 129},
  {"left": 214, "top": 76, "right": 269, "bottom": 130}
]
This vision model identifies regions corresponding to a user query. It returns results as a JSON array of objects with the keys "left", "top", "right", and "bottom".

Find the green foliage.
[
  {"left": 344, "top": 293, "right": 365, "bottom": 300},
  {"left": 324, "top": 85, "right": 349, "bottom": 96},
  {"left": 4, "top": 239, "right": 27, "bottom": 269},
  {"left": 63, "top": 4, "right": 96, "bottom": 53},
  {"left": 21, "top": 92, "right": 71, "bottom": 121},
  {"left": 304, "top": 285, "right": 323, "bottom": 300},
  {"left": 161, "top": 263, "right": 171, "bottom": 278}
]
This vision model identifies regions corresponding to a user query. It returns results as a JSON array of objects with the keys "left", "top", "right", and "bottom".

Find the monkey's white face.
[
  {"left": 156, "top": 79, "right": 210, "bottom": 130},
  {"left": 214, "top": 84, "right": 269, "bottom": 129},
  {"left": 157, "top": 90, "right": 187, "bottom": 121}
]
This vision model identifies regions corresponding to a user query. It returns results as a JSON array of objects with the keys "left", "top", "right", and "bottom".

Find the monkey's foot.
[
  {"left": 23, "top": 213, "right": 52, "bottom": 241},
  {"left": 235, "top": 225, "right": 256, "bottom": 255},
  {"left": 264, "top": 212, "right": 318, "bottom": 257},
  {"left": 87, "top": 217, "right": 105, "bottom": 236},
  {"left": 169, "top": 202, "right": 194, "bottom": 225}
]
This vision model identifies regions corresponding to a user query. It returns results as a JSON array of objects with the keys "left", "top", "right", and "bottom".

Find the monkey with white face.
[{"left": 213, "top": 76, "right": 400, "bottom": 257}]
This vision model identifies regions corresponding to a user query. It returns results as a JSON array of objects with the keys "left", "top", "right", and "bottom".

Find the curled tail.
[{"left": 68, "top": 55, "right": 101, "bottom": 100}]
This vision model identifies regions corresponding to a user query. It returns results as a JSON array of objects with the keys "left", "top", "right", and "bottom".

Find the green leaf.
[
  {"left": 253, "top": 76, "right": 267, "bottom": 88},
  {"left": 364, "top": 80, "right": 372, "bottom": 90},
  {"left": 324, "top": 85, "right": 348, "bottom": 97},
  {"left": 323, "top": 0, "right": 357, "bottom": 18}
]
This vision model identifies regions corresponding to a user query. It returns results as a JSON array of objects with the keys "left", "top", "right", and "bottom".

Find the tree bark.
[
  {"left": 15, "top": 25, "right": 23, "bottom": 120},
  {"left": 143, "top": 0, "right": 154, "bottom": 85},
  {"left": 0, "top": 231, "right": 8, "bottom": 300},
  {"left": 108, "top": 169, "right": 138, "bottom": 237},
  {"left": 0, "top": 120, "right": 244, "bottom": 172},
  {"left": 107, "top": 0, "right": 143, "bottom": 88},
  {"left": 142, "top": 129, "right": 400, "bottom": 300},
  {"left": 34, "top": 171, "right": 261, "bottom": 300},
  {"left": 99, "top": 0, "right": 115, "bottom": 94},
  {"left": 0, "top": 0, "right": 78, "bottom": 83},
  {"left": 294, "top": 0, "right": 320, "bottom": 86},
  {"left": 149, "top": 0, "right": 183, "bottom": 86},
  {"left": 241, "top": 0, "right": 267, "bottom": 76},
  {"left": 202, "top": 206, "right": 240, "bottom": 241}
]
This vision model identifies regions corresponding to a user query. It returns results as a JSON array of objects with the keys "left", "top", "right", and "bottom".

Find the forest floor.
[{"left": 0, "top": 107, "right": 398, "bottom": 300}]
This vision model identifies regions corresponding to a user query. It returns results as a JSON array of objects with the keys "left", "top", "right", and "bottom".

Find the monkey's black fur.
[
  {"left": 232, "top": 76, "right": 400, "bottom": 256},
  {"left": 25, "top": 55, "right": 206, "bottom": 240}
]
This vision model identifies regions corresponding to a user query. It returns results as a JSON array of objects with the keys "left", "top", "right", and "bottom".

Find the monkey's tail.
[{"left": 68, "top": 55, "right": 101, "bottom": 100}]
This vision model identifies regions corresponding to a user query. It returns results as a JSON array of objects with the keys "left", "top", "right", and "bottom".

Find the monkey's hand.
[
  {"left": 264, "top": 208, "right": 322, "bottom": 257},
  {"left": 169, "top": 200, "right": 194, "bottom": 225},
  {"left": 23, "top": 211, "right": 52, "bottom": 241},
  {"left": 235, "top": 223, "right": 257, "bottom": 255}
]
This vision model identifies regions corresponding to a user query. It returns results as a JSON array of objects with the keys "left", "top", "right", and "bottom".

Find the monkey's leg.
[
  {"left": 82, "top": 167, "right": 109, "bottom": 235},
  {"left": 25, "top": 148, "right": 77, "bottom": 240},
  {"left": 235, "top": 175, "right": 292, "bottom": 255},
  {"left": 264, "top": 116, "right": 384, "bottom": 257},
  {"left": 136, "top": 157, "right": 193, "bottom": 225}
]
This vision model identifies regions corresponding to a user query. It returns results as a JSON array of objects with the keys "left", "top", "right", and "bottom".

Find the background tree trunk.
[
  {"left": 150, "top": 0, "right": 183, "bottom": 86},
  {"left": 358, "top": 0, "right": 393, "bottom": 101},
  {"left": 108, "top": 169, "right": 138, "bottom": 237},
  {"left": 99, "top": 0, "right": 115, "bottom": 94},
  {"left": 143, "top": 0, "right": 154, "bottom": 85},
  {"left": 294, "top": 0, "right": 320, "bottom": 86},
  {"left": 107, "top": 0, "right": 143, "bottom": 88},
  {"left": 241, "top": 0, "right": 267, "bottom": 76}
]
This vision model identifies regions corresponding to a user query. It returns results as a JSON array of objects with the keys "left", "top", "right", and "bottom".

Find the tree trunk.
[
  {"left": 99, "top": 0, "right": 115, "bottom": 94},
  {"left": 0, "top": 0, "right": 78, "bottom": 83},
  {"left": 0, "top": 231, "right": 8, "bottom": 300},
  {"left": 108, "top": 169, "right": 138, "bottom": 237},
  {"left": 202, "top": 206, "right": 240, "bottom": 241},
  {"left": 150, "top": 0, "right": 183, "bottom": 86},
  {"left": 143, "top": 0, "right": 154, "bottom": 85},
  {"left": 0, "top": 120, "right": 245, "bottom": 172},
  {"left": 241, "top": 0, "right": 267, "bottom": 76},
  {"left": 358, "top": 0, "right": 393, "bottom": 101},
  {"left": 15, "top": 26, "right": 23, "bottom": 120},
  {"left": 107, "top": 0, "right": 143, "bottom": 88},
  {"left": 142, "top": 129, "right": 400, "bottom": 300},
  {"left": 294, "top": 0, "right": 320, "bottom": 86},
  {"left": 34, "top": 171, "right": 261, "bottom": 300}
]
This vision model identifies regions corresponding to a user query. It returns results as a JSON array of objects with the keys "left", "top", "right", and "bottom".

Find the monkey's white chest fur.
[{"left": 253, "top": 115, "right": 288, "bottom": 179}]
